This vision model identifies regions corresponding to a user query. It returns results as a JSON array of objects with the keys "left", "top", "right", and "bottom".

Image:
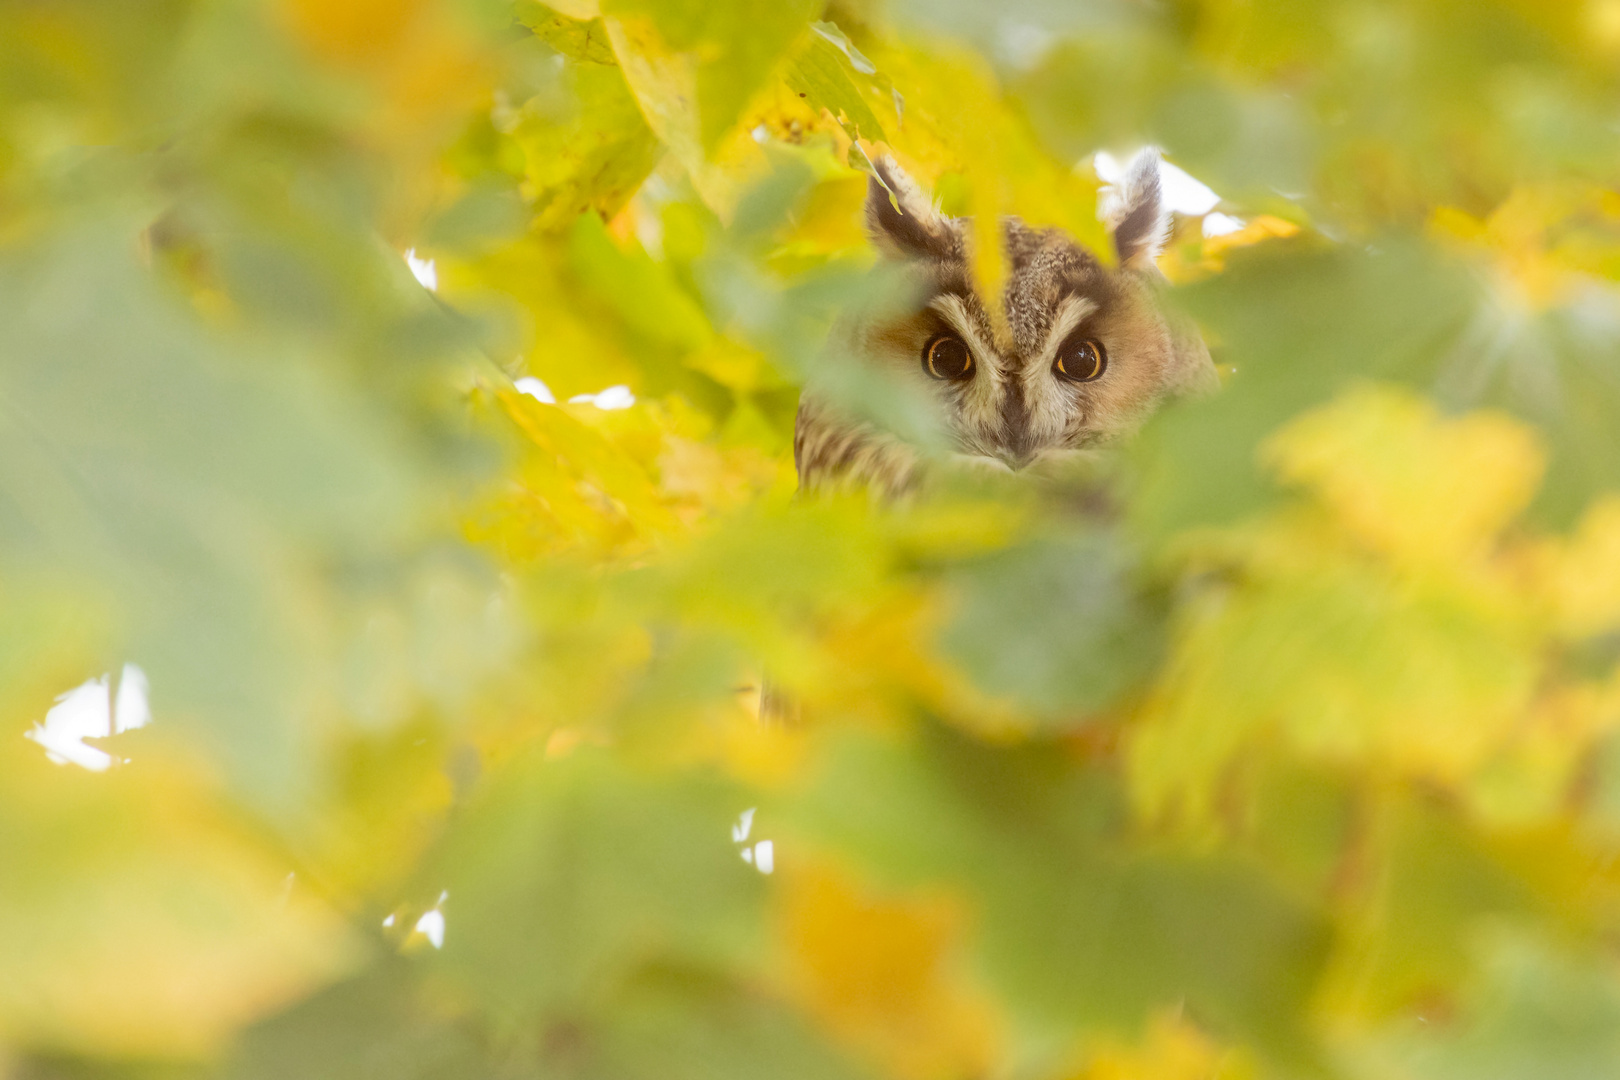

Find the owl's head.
[{"left": 830, "top": 152, "right": 1215, "bottom": 475}]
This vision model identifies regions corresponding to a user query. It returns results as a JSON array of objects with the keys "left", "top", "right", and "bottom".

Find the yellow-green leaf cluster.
[{"left": 9, "top": 1, "right": 1620, "bottom": 1079}]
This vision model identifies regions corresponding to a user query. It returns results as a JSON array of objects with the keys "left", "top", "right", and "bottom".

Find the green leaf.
[
  {"left": 565, "top": 967, "right": 876, "bottom": 1080},
  {"left": 1359, "top": 934, "right": 1620, "bottom": 1080},
  {"left": 938, "top": 531, "right": 1164, "bottom": 722},
  {"left": 1344, "top": 798, "right": 1550, "bottom": 1017},
  {"left": 1133, "top": 239, "right": 1478, "bottom": 537},
  {"left": 421, "top": 750, "right": 766, "bottom": 1021},
  {"left": 229, "top": 961, "right": 485, "bottom": 1080},
  {"left": 506, "top": 57, "right": 666, "bottom": 232},
  {"left": 784, "top": 27, "right": 892, "bottom": 144},
  {"left": 0, "top": 224, "right": 422, "bottom": 807},
  {"left": 602, "top": 0, "right": 819, "bottom": 161},
  {"left": 792, "top": 725, "right": 1330, "bottom": 1059},
  {"left": 569, "top": 211, "right": 712, "bottom": 353}
]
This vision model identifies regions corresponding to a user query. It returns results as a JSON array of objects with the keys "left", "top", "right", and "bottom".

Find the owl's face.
[{"left": 795, "top": 152, "right": 1215, "bottom": 496}]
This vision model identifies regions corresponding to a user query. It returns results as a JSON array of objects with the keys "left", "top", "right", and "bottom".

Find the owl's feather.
[
  {"left": 865, "top": 156, "right": 955, "bottom": 261},
  {"left": 793, "top": 396, "right": 921, "bottom": 500},
  {"left": 1108, "top": 149, "right": 1172, "bottom": 272}
]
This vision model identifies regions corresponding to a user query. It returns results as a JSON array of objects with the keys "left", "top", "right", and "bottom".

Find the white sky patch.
[
  {"left": 514, "top": 376, "right": 556, "bottom": 403},
  {"left": 1093, "top": 151, "right": 1223, "bottom": 217},
  {"left": 1203, "top": 212, "right": 1247, "bottom": 238},
  {"left": 733, "top": 807, "right": 771, "bottom": 873},
  {"left": 404, "top": 248, "right": 438, "bottom": 292},
  {"left": 115, "top": 663, "right": 151, "bottom": 731},
  {"left": 415, "top": 909, "right": 445, "bottom": 949},
  {"left": 569, "top": 385, "right": 635, "bottom": 410},
  {"left": 414, "top": 891, "right": 448, "bottom": 950},
  {"left": 26, "top": 663, "right": 150, "bottom": 771},
  {"left": 740, "top": 839, "right": 774, "bottom": 874},
  {"left": 1090, "top": 151, "right": 1124, "bottom": 185}
]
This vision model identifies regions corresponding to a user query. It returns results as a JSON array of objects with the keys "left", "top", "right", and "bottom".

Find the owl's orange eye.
[
  {"left": 1054, "top": 336, "right": 1107, "bottom": 382},
  {"left": 923, "top": 335, "right": 974, "bottom": 381}
]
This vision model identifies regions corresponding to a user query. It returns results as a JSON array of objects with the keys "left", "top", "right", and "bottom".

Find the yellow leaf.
[
  {"left": 545, "top": 0, "right": 600, "bottom": 18},
  {"left": 1132, "top": 388, "right": 1558, "bottom": 830},
  {"left": 776, "top": 860, "right": 999, "bottom": 1080},
  {"left": 1073, "top": 1012, "right": 1254, "bottom": 1080},
  {"left": 1262, "top": 385, "right": 1545, "bottom": 568},
  {"left": 0, "top": 754, "right": 359, "bottom": 1058},
  {"left": 278, "top": 0, "right": 428, "bottom": 64},
  {"left": 600, "top": 11, "right": 783, "bottom": 215},
  {"left": 602, "top": 14, "right": 701, "bottom": 165},
  {"left": 1529, "top": 495, "right": 1620, "bottom": 636},
  {"left": 1130, "top": 548, "right": 1541, "bottom": 829}
]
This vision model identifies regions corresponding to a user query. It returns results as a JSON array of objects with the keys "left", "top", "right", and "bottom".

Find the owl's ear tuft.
[
  {"left": 866, "top": 156, "right": 953, "bottom": 260},
  {"left": 1109, "top": 149, "right": 1170, "bottom": 272}
]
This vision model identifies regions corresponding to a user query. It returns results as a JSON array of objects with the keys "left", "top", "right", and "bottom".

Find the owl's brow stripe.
[
  {"left": 1037, "top": 294, "right": 1101, "bottom": 361},
  {"left": 927, "top": 294, "right": 998, "bottom": 364}
]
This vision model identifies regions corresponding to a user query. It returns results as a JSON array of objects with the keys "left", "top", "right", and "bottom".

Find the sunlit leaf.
[{"left": 783, "top": 27, "right": 893, "bottom": 144}]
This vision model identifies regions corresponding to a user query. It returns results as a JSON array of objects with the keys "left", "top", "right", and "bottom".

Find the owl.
[{"left": 794, "top": 150, "right": 1216, "bottom": 498}]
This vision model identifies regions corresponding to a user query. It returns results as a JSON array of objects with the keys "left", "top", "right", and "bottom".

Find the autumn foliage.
[{"left": 6, "top": 1, "right": 1620, "bottom": 1078}]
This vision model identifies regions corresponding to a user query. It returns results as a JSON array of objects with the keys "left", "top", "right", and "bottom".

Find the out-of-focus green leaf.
[
  {"left": 1134, "top": 240, "right": 1478, "bottom": 536},
  {"left": 1438, "top": 292, "right": 1620, "bottom": 528},
  {"left": 569, "top": 211, "right": 711, "bottom": 353},
  {"left": 228, "top": 962, "right": 484, "bottom": 1080},
  {"left": 1332, "top": 798, "right": 1558, "bottom": 1019},
  {"left": 792, "top": 725, "right": 1330, "bottom": 1060},
  {"left": 421, "top": 749, "right": 766, "bottom": 1019},
  {"left": 939, "top": 531, "right": 1163, "bottom": 722},
  {"left": 1356, "top": 934, "right": 1620, "bottom": 1080},
  {"left": 0, "top": 224, "right": 420, "bottom": 804},
  {"left": 563, "top": 968, "right": 876, "bottom": 1080}
]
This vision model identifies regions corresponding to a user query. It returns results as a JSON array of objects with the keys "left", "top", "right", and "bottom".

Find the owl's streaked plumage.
[{"left": 794, "top": 151, "right": 1216, "bottom": 498}]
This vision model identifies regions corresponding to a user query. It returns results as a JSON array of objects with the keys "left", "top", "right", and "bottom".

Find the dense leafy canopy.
[{"left": 6, "top": 0, "right": 1620, "bottom": 1078}]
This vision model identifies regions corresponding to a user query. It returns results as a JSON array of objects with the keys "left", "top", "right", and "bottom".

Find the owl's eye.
[
  {"left": 922, "top": 335, "right": 974, "bottom": 381},
  {"left": 1053, "top": 335, "right": 1107, "bottom": 382}
]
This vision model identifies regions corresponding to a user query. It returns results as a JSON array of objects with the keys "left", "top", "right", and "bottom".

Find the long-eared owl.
[{"left": 793, "top": 150, "right": 1216, "bottom": 498}]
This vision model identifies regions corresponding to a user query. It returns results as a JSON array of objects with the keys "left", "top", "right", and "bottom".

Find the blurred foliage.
[{"left": 5, "top": 0, "right": 1620, "bottom": 1078}]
